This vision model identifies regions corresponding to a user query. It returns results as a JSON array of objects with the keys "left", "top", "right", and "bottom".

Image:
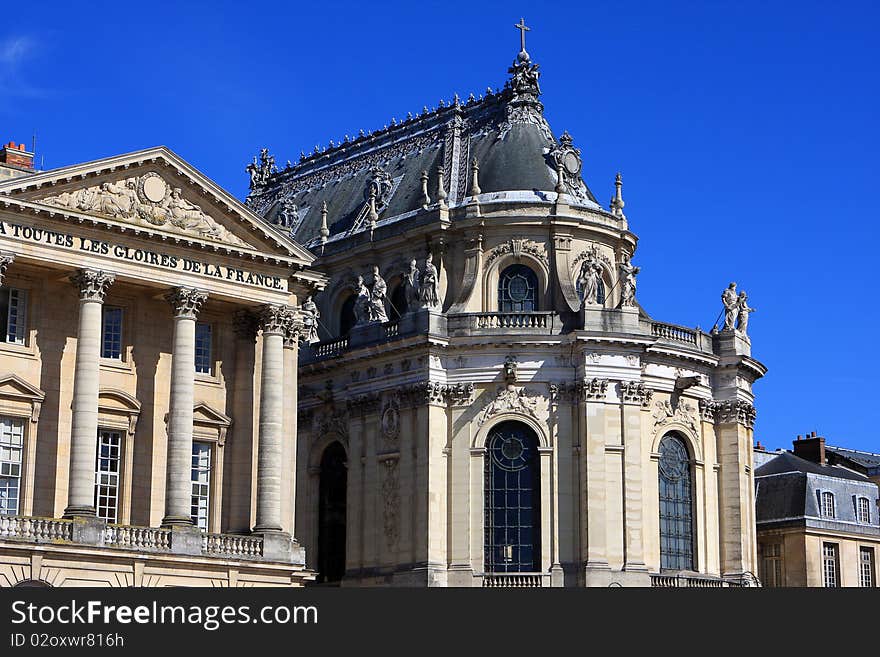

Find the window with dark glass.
[
  {"left": 388, "top": 284, "right": 407, "bottom": 321},
  {"left": 101, "top": 306, "right": 123, "bottom": 359},
  {"left": 658, "top": 433, "right": 695, "bottom": 571},
  {"left": 94, "top": 430, "right": 121, "bottom": 523},
  {"left": 0, "top": 287, "right": 27, "bottom": 345},
  {"left": 860, "top": 547, "right": 875, "bottom": 588},
  {"left": 195, "top": 323, "right": 213, "bottom": 375},
  {"left": 857, "top": 497, "right": 871, "bottom": 524},
  {"left": 339, "top": 294, "right": 357, "bottom": 336},
  {"left": 498, "top": 265, "right": 538, "bottom": 312},
  {"left": 760, "top": 542, "right": 783, "bottom": 587},
  {"left": 484, "top": 421, "right": 540, "bottom": 573}
]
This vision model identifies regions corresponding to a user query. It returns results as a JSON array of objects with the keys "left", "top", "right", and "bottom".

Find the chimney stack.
[
  {"left": 792, "top": 431, "right": 825, "bottom": 465},
  {"left": 0, "top": 141, "right": 35, "bottom": 171}
]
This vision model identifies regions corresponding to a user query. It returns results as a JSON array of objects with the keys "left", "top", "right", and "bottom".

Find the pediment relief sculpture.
[
  {"left": 39, "top": 172, "right": 250, "bottom": 248},
  {"left": 478, "top": 384, "right": 546, "bottom": 426}
]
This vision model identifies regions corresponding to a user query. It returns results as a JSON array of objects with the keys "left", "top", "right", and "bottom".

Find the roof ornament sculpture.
[
  {"left": 549, "top": 131, "right": 585, "bottom": 198},
  {"left": 508, "top": 18, "right": 541, "bottom": 100},
  {"left": 610, "top": 172, "right": 626, "bottom": 221},
  {"left": 319, "top": 201, "right": 329, "bottom": 252},
  {"left": 245, "top": 148, "right": 277, "bottom": 196}
]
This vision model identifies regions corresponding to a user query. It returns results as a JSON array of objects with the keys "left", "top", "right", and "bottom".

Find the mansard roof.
[{"left": 247, "top": 49, "right": 606, "bottom": 247}]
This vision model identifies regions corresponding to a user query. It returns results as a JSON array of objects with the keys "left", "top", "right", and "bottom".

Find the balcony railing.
[
  {"left": 313, "top": 336, "right": 348, "bottom": 359},
  {"left": 651, "top": 322, "right": 698, "bottom": 345},
  {"left": 103, "top": 524, "right": 171, "bottom": 552},
  {"left": 0, "top": 515, "right": 72, "bottom": 542},
  {"left": 202, "top": 533, "right": 263, "bottom": 558},
  {"left": 650, "top": 573, "right": 754, "bottom": 587},
  {"left": 482, "top": 573, "right": 544, "bottom": 588}
]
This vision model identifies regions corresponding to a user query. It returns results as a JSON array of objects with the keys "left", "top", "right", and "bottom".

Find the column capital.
[
  {"left": 165, "top": 287, "right": 208, "bottom": 319},
  {"left": 232, "top": 309, "right": 259, "bottom": 342},
  {"left": 0, "top": 252, "right": 15, "bottom": 286},
  {"left": 283, "top": 320, "right": 302, "bottom": 349},
  {"left": 70, "top": 269, "right": 115, "bottom": 302},
  {"left": 259, "top": 303, "right": 295, "bottom": 336}
]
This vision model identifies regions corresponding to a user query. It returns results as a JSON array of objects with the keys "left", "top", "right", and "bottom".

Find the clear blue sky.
[{"left": 1, "top": 1, "right": 877, "bottom": 452}]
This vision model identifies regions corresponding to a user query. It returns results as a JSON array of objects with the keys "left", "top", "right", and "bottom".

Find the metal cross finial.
[{"left": 514, "top": 18, "right": 530, "bottom": 52}]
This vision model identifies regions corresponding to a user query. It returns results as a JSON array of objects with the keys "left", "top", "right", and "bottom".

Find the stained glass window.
[
  {"left": 659, "top": 433, "right": 694, "bottom": 571},
  {"left": 498, "top": 265, "right": 537, "bottom": 312},
  {"left": 484, "top": 421, "right": 540, "bottom": 573}
]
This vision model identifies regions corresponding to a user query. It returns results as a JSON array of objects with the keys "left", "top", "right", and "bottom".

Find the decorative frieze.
[
  {"left": 70, "top": 269, "right": 115, "bottom": 303},
  {"left": 445, "top": 383, "right": 475, "bottom": 407},
  {"left": 381, "top": 458, "right": 400, "bottom": 551},
  {"left": 165, "top": 286, "right": 207, "bottom": 319},
  {"left": 618, "top": 381, "right": 653, "bottom": 407},
  {"left": 485, "top": 238, "right": 549, "bottom": 268},
  {"left": 313, "top": 410, "right": 348, "bottom": 438}
]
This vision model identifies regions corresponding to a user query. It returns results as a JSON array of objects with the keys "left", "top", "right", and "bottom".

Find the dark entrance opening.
[{"left": 317, "top": 441, "right": 347, "bottom": 584}]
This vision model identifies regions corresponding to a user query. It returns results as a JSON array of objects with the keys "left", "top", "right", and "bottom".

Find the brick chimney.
[
  {"left": 792, "top": 431, "right": 825, "bottom": 465},
  {"left": 0, "top": 141, "right": 34, "bottom": 170}
]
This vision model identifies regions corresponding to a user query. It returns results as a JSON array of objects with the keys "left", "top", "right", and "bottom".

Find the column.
[
  {"left": 64, "top": 269, "right": 115, "bottom": 518},
  {"left": 280, "top": 321, "right": 299, "bottom": 534},
  {"left": 253, "top": 303, "right": 293, "bottom": 534},
  {"left": 161, "top": 287, "right": 208, "bottom": 527}
]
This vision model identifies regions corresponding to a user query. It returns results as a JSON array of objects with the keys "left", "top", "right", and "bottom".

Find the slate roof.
[
  {"left": 247, "top": 52, "right": 604, "bottom": 247},
  {"left": 755, "top": 451, "right": 870, "bottom": 482},
  {"left": 826, "top": 446, "right": 880, "bottom": 471}
]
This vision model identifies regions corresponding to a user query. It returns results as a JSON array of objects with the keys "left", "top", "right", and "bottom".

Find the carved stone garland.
[{"left": 485, "top": 238, "right": 549, "bottom": 269}]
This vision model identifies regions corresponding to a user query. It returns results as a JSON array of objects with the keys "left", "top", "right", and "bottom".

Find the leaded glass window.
[
  {"left": 658, "top": 433, "right": 694, "bottom": 571},
  {"left": 101, "top": 306, "right": 123, "bottom": 360},
  {"left": 195, "top": 323, "right": 213, "bottom": 375},
  {"left": 823, "top": 543, "right": 839, "bottom": 588},
  {"left": 0, "top": 416, "right": 24, "bottom": 515},
  {"left": 860, "top": 547, "right": 875, "bottom": 588},
  {"left": 191, "top": 442, "right": 211, "bottom": 531},
  {"left": 0, "top": 287, "right": 27, "bottom": 345},
  {"left": 498, "top": 265, "right": 538, "bottom": 312},
  {"left": 94, "top": 430, "right": 121, "bottom": 523},
  {"left": 484, "top": 421, "right": 540, "bottom": 573}
]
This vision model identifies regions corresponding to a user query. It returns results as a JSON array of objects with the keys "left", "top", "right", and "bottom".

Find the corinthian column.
[
  {"left": 253, "top": 303, "right": 293, "bottom": 534},
  {"left": 64, "top": 269, "right": 115, "bottom": 518},
  {"left": 161, "top": 287, "right": 208, "bottom": 527}
]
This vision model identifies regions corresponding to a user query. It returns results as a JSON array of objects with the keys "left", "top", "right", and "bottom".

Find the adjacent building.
[
  {"left": 249, "top": 30, "right": 767, "bottom": 587},
  {"left": 755, "top": 434, "right": 880, "bottom": 587},
  {"left": 0, "top": 146, "right": 321, "bottom": 587}
]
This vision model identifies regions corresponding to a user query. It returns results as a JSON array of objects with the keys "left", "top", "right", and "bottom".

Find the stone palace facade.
[
  {"left": 0, "top": 146, "right": 321, "bottom": 586},
  {"left": 249, "top": 25, "right": 767, "bottom": 587}
]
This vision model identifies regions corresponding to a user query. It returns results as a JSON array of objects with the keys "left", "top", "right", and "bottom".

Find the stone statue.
[
  {"left": 419, "top": 253, "right": 440, "bottom": 309},
  {"left": 736, "top": 291, "right": 755, "bottom": 334},
  {"left": 369, "top": 266, "right": 389, "bottom": 323},
  {"left": 246, "top": 148, "right": 278, "bottom": 192},
  {"left": 721, "top": 282, "right": 739, "bottom": 331},
  {"left": 275, "top": 199, "right": 299, "bottom": 231},
  {"left": 353, "top": 276, "right": 371, "bottom": 326},
  {"left": 403, "top": 259, "right": 420, "bottom": 311},
  {"left": 618, "top": 253, "right": 640, "bottom": 307},
  {"left": 579, "top": 256, "right": 603, "bottom": 307},
  {"left": 301, "top": 295, "right": 320, "bottom": 344}
]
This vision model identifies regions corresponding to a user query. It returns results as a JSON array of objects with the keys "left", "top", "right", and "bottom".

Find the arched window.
[
  {"left": 338, "top": 294, "right": 356, "bottom": 337},
  {"left": 317, "top": 442, "right": 347, "bottom": 584},
  {"left": 658, "top": 433, "right": 694, "bottom": 571},
  {"left": 388, "top": 283, "right": 407, "bottom": 321},
  {"left": 821, "top": 491, "right": 835, "bottom": 518},
  {"left": 485, "top": 421, "right": 541, "bottom": 573},
  {"left": 498, "top": 264, "right": 538, "bottom": 312}
]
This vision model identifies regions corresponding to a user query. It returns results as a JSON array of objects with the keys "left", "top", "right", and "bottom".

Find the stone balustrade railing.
[
  {"left": 650, "top": 573, "right": 746, "bottom": 588},
  {"left": 103, "top": 524, "right": 171, "bottom": 552},
  {"left": 0, "top": 515, "right": 73, "bottom": 542},
  {"left": 651, "top": 322, "right": 698, "bottom": 345},
  {"left": 314, "top": 336, "right": 349, "bottom": 358},
  {"left": 202, "top": 533, "right": 264, "bottom": 558},
  {"left": 482, "top": 573, "right": 544, "bottom": 588},
  {"left": 473, "top": 312, "right": 553, "bottom": 330}
]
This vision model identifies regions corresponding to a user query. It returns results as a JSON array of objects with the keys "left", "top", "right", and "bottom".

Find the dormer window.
[
  {"left": 857, "top": 497, "right": 871, "bottom": 524},
  {"left": 821, "top": 491, "right": 836, "bottom": 518}
]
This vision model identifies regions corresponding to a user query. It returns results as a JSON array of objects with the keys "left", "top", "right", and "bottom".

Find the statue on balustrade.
[
  {"left": 369, "top": 265, "right": 389, "bottom": 323},
  {"left": 419, "top": 253, "right": 440, "bottom": 309},
  {"left": 301, "top": 295, "right": 320, "bottom": 344},
  {"left": 736, "top": 291, "right": 755, "bottom": 334},
  {"left": 618, "top": 253, "right": 640, "bottom": 308},
  {"left": 403, "top": 259, "right": 421, "bottom": 312},
  {"left": 721, "top": 282, "right": 739, "bottom": 330},
  {"left": 353, "top": 276, "right": 371, "bottom": 326}
]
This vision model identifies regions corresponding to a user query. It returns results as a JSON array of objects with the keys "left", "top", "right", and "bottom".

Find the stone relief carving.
[
  {"left": 714, "top": 399, "right": 757, "bottom": 428},
  {"left": 299, "top": 296, "right": 320, "bottom": 344},
  {"left": 477, "top": 385, "right": 545, "bottom": 426},
  {"left": 314, "top": 410, "right": 349, "bottom": 438},
  {"left": 484, "top": 238, "right": 549, "bottom": 269},
  {"left": 550, "top": 378, "right": 609, "bottom": 406},
  {"left": 619, "top": 381, "right": 654, "bottom": 407},
  {"left": 548, "top": 131, "right": 589, "bottom": 201},
  {"left": 42, "top": 173, "right": 249, "bottom": 247},
  {"left": 652, "top": 398, "right": 698, "bottom": 432},
  {"left": 382, "top": 458, "right": 400, "bottom": 551},
  {"left": 381, "top": 394, "right": 400, "bottom": 444}
]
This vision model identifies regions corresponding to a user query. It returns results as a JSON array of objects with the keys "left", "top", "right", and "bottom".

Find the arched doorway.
[
  {"left": 484, "top": 421, "right": 541, "bottom": 573},
  {"left": 317, "top": 441, "right": 347, "bottom": 584}
]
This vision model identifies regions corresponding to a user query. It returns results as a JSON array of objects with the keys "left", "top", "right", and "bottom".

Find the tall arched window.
[
  {"left": 485, "top": 421, "right": 541, "bottom": 573},
  {"left": 338, "top": 294, "right": 356, "bottom": 336},
  {"left": 498, "top": 265, "right": 538, "bottom": 312},
  {"left": 317, "top": 442, "right": 347, "bottom": 584},
  {"left": 658, "top": 433, "right": 695, "bottom": 571}
]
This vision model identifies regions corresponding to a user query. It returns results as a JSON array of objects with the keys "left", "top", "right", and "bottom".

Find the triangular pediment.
[
  {"left": 0, "top": 146, "right": 313, "bottom": 264},
  {"left": 193, "top": 401, "right": 232, "bottom": 428},
  {"left": 0, "top": 373, "right": 45, "bottom": 402}
]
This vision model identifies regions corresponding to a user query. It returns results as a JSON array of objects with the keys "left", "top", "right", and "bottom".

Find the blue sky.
[{"left": 1, "top": 1, "right": 877, "bottom": 452}]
